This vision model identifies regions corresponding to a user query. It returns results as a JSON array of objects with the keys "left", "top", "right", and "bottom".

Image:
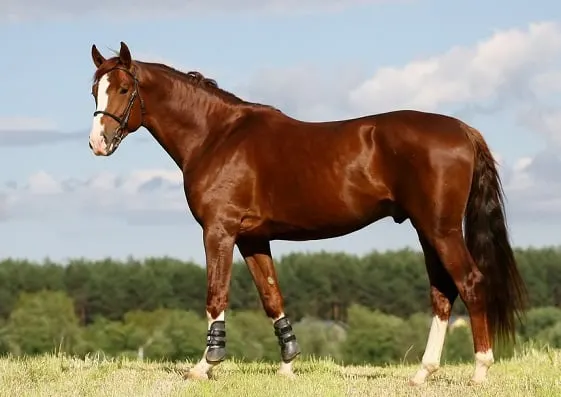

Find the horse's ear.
[
  {"left": 91, "top": 44, "right": 106, "bottom": 68},
  {"left": 119, "top": 41, "right": 132, "bottom": 69}
]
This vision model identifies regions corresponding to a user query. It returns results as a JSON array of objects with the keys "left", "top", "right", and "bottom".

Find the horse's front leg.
[
  {"left": 237, "top": 238, "right": 301, "bottom": 378},
  {"left": 185, "top": 223, "right": 236, "bottom": 380}
]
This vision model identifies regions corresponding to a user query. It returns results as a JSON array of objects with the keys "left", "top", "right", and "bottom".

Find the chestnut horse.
[{"left": 87, "top": 42, "right": 527, "bottom": 384}]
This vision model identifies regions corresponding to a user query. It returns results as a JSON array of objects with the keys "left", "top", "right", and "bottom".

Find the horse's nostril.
[{"left": 89, "top": 141, "right": 93, "bottom": 149}]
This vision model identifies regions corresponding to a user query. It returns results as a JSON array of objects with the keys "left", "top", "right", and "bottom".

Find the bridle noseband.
[{"left": 93, "top": 67, "right": 146, "bottom": 150}]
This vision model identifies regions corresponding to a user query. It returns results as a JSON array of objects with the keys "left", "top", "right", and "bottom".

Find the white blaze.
[{"left": 89, "top": 74, "right": 110, "bottom": 154}]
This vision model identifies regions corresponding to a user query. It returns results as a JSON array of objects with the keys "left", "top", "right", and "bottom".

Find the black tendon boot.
[
  {"left": 273, "top": 317, "right": 301, "bottom": 362},
  {"left": 205, "top": 321, "right": 227, "bottom": 363}
]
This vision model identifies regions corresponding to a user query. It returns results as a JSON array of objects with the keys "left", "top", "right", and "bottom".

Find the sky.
[{"left": 0, "top": 0, "right": 560, "bottom": 265}]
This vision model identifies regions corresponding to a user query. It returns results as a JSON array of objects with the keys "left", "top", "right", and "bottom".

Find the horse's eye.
[{"left": 119, "top": 87, "right": 129, "bottom": 95}]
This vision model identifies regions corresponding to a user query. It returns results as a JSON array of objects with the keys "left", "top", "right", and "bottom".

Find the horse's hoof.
[
  {"left": 409, "top": 367, "right": 432, "bottom": 386},
  {"left": 183, "top": 369, "right": 210, "bottom": 381},
  {"left": 408, "top": 378, "right": 424, "bottom": 386},
  {"left": 467, "top": 377, "right": 486, "bottom": 386},
  {"left": 278, "top": 369, "right": 297, "bottom": 379}
]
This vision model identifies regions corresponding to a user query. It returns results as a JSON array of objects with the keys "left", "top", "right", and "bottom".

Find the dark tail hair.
[{"left": 463, "top": 126, "right": 528, "bottom": 346}]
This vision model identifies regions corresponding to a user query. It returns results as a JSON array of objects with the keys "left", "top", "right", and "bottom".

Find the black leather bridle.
[{"left": 93, "top": 67, "right": 145, "bottom": 151}]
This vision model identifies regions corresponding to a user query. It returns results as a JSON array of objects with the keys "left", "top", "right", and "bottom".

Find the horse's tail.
[{"left": 463, "top": 125, "right": 528, "bottom": 346}]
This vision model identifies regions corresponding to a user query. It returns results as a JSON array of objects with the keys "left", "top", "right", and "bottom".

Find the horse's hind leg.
[
  {"left": 423, "top": 229, "right": 494, "bottom": 384},
  {"left": 410, "top": 232, "right": 458, "bottom": 385},
  {"left": 237, "top": 238, "right": 301, "bottom": 377}
]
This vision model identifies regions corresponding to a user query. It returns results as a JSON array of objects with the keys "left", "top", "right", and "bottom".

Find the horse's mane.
[{"left": 93, "top": 57, "right": 280, "bottom": 112}]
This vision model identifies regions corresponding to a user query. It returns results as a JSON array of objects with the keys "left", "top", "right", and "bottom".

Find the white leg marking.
[
  {"left": 411, "top": 316, "right": 449, "bottom": 385},
  {"left": 273, "top": 312, "right": 285, "bottom": 323},
  {"left": 188, "top": 311, "right": 225, "bottom": 379},
  {"left": 89, "top": 74, "right": 110, "bottom": 155},
  {"left": 471, "top": 349, "right": 494, "bottom": 384}
]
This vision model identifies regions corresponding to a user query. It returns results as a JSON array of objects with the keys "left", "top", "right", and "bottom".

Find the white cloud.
[
  {"left": 239, "top": 21, "right": 561, "bottom": 147},
  {"left": 518, "top": 106, "right": 561, "bottom": 147},
  {"left": 27, "top": 171, "right": 64, "bottom": 195},
  {"left": 348, "top": 22, "right": 561, "bottom": 113},
  {"left": 239, "top": 64, "right": 367, "bottom": 121},
  {"left": 1, "top": 0, "right": 402, "bottom": 21},
  {"left": 501, "top": 150, "right": 561, "bottom": 224},
  {"left": 2, "top": 168, "right": 187, "bottom": 224}
]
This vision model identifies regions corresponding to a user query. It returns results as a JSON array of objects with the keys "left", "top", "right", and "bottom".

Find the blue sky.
[{"left": 1, "top": 0, "right": 560, "bottom": 264}]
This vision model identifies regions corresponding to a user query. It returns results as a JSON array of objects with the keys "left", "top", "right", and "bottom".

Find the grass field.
[{"left": 0, "top": 348, "right": 559, "bottom": 397}]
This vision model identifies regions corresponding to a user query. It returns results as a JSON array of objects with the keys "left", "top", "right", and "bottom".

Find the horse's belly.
[
  {"left": 262, "top": 202, "right": 394, "bottom": 241},
  {"left": 268, "top": 220, "right": 380, "bottom": 241},
  {"left": 238, "top": 173, "right": 399, "bottom": 241}
]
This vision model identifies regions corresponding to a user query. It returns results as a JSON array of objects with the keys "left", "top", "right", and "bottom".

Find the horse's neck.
[{"left": 141, "top": 74, "right": 240, "bottom": 173}]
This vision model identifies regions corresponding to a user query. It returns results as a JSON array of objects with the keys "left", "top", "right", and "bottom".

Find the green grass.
[{"left": 0, "top": 349, "right": 560, "bottom": 397}]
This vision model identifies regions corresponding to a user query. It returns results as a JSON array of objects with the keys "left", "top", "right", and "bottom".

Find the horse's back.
[
  {"left": 242, "top": 107, "right": 475, "bottom": 197},
  {"left": 246, "top": 108, "right": 475, "bottom": 192}
]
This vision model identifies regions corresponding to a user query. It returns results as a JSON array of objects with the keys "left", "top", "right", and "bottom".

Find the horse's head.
[{"left": 88, "top": 41, "right": 145, "bottom": 156}]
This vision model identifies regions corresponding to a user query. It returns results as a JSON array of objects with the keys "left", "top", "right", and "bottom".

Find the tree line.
[
  {"left": 1, "top": 247, "right": 560, "bottom": 324},
  {"left": 0, "top": 247, "right": 560, "bottom": 364}
]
